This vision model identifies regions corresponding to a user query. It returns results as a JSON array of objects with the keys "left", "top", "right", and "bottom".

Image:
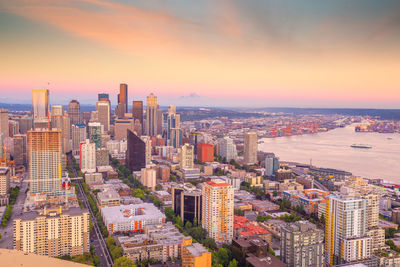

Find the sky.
[{"left": 0, "top": 0, "right": 400, "bottom": 108}]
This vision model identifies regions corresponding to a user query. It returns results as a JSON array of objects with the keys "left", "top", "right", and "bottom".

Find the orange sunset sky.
[{"left": 0, "top": 0, "right": 400, "bottom": 107}]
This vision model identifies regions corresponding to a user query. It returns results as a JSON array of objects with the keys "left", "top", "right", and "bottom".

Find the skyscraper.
[
  {"left": 181, "top": 144, "right": 194, "bottom": 169},
  {"left": 88, "top": 122, "right": 102, "bottom": 149},
  {"left": 0, "top": 109, "right": 9, "bottom": 138},
  {"left": 170, "top": 128, "right": 183, "bottom": 148},
  {"left": 13, "top": 134, "right": 27, "bottom": 166},
  {"left": 96, "top": 101, "right": 110, "bottom": 133},
  {"left": 281, "top": 221, "right": 324, "bottom": 267},
  {"left": 244, "top": 132, "right": 258, "bottom": 165},
  {"left": 114, "top": 117, "right": 134, "bottom": 140},
  {"left": 141, "top": 135, "right": 152, "bottom": 166},
  {"left": 126, "top": 129, "right": 145, "bottom": 171},
  {"left": 51, "top": 105, "right": 71, "bottom": 153},
  {"left": 28, "top": 129, "right": 62, "bottom": 196},
  {"left": 202, "top": 179, "right": 234, "bottom": 244},
  {"left": 71, "top": 124, "right": 87, "bottom": 155},
  {"left": 0, "top": 167, "right": 10, "bottom": 206},
  {"left": 32, "top": 89, "right": 49, "bottom": 120},
  {"left": 98, "top": 93, "right": 109, "bottom": 101},
  {"left": 80, "top": 139, "right": 96, "bottom": 173},
  {"left": 118, "top": 83, "right": 128, "bottom": 113},
  {"left": 146, "top": 93, "right": 158, "bottom": 137},
  {"left": 32, "top": 89, "right": 50, "bottom": 129},
  {"left": 132, "top": 101, "right": 143, "bottom": 131},
  {"left": 325, "top": 195, "right": 371, "bottom": 265},
  {"left": 217, "top": 137, "right": 237, "bottom": 162},
  {"left": 67, "top": 100, "right": 81, "bottom": 125}
]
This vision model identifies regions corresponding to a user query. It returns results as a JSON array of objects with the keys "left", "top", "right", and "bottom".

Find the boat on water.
[{"left": 351, "top": 144, "right": 372, "bottom": 149}]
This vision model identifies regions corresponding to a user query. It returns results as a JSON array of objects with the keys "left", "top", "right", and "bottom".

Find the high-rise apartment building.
[
  {"left": 14, "top": 207, "right": 90, "bottom": 257},
  {"left": 202, "top": 179, "right": 234, "bottom": 244},
  {"left": 170, "top": 128, "right": 183, "bottom": 148},
  {"left": 13, "top": 134, "right": 27, "bottom": 166},
  {"left": 0, "top": 109, "right": 9, "bottom": 138},
  {"left": 325, "top": 195, "right": 371, "bottom": 265},
  {"left": 67, "top": 100, "right": 81, "bottom": 125},
  {"left": 80, "top": 139, "right": 96, "bottom": 173},
  {"left": 28, "top": 129, "right": 62, "bottom": 196},
  {"left": 51, "top": 105, "right": 71, "bottom": 153},
  {"left": 96, "top": 101, "right": 110, "bottom": 133},
  {"left": 217, "top": 137, "right": 237, "bottom": 162},
  {"left": 197, "top": 144, "right": 214, "bottom": 163},
  {"left": 0, "top": 167, "right": 10, "bottom": 206},
  {"left": 131, "top": 101, "right": 143, "bottom": 130},
  {"left": 88, "top": 122, "right": 102, "bottom": 149},
  {"left": 140, "top": 167, "right": 156, "bottom": 191},
  {"left": 126, "top": 129, "right": 145, "bottom": 171},
  {"left": 71, "top": 124, "right": 86, "bottom": 155},
  {"left": 181, "top": 144, "right": 194, "bottom": 170},
  {"left": 244, "top": 132, "right": 258, "bottom": 165},
  {"left": 141, "top": 136, "right": 152, "bottom": 166},
  {"left": 146, "top": 93, "right": 159, "bottom": 137},
  {"left": 281, "top": 221, "right": 324, "bottom": 267}
]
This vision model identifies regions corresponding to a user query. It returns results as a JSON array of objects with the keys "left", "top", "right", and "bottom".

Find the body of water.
[{"left": 259, "top": 125, "right": 400, "bottom": 183}]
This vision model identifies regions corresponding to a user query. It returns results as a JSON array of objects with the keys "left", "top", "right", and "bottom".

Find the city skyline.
[{"left": 1, "top": 0, "right": 400, "bottom": 108}]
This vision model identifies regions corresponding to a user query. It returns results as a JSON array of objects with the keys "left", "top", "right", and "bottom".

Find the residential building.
[
  {"left": 101, "top": 203, "right": 166, "bottom": 234},
  {"left": 13, "top": 207, "right": 90, "bottom": 257},
  {"left": 181, "top": 144, "right": 194, "bottom": 169},
  {"left": 172, "top": 184, "right": 202, "bottom": 224},
  {"left": 197, "top": 144, "right": 214, "bottom": 163},
  {"left": 182, "top": 243, "right": 211, "bottom": 267},
  {"left": 97, "top": 188, "right": 121, "bottom": 207},
  {"left": 88, "top": 122, "right": 102, "bottom": 149},
  {"left": 283, "top": 189, "right": 330, "bottom": 215},
  {"left": 80, "top": 139, "right": 96, "bottom": 173},
  {"left": 0, "top": 109, "right": 9, "bottom": 138},
  {"left": 217, "top": 137, "right": 237, "bottom": 162},
  {"left": 141, "top": 167, "right": 156, "bottom": 191},
  {"left": 71, "top": 124, "right": 86, "bottom": 155},
  {"left": 202, "top": 179, "right": 234, "bottom": 244},
  {"left": 281, "top": 221, "right": 324, "bottom": 267},
  {"left": 0, "top": 167, "right": 10, "bottom": 206},
  {"left": 141, "top": 135, "right": 152, "bottom": 166},
  {"left": 28, "top": 129, "right": 62, "bottom": 196},
  {"left": 13, "top": 134, "right": 27, "bottom": 166},
  {"left": 244, "top": 132, "right": 257, "bottom": 165},
  {"left": 170, "top": 128, "right": 183, "bottom": 148}
]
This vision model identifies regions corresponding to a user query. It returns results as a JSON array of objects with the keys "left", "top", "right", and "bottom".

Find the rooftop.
[
  {"left": 185, "top": 243, "right": 210, "bottom": 257},
  {"left": 101, "top": 203, "right": 165, "bottom": 223}
]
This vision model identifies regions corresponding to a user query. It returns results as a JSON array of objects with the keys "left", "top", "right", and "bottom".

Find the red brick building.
[{"left": 197, "top": 144, "right": 214, "bottom": 163}]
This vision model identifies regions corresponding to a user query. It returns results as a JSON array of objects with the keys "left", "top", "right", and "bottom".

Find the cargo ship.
[{"left": 351, "top": 144, "right": 372, "bottom": 149}]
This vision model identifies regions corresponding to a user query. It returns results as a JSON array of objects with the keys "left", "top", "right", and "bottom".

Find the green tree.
[
  {"left": 228, "top": 259, "right": 238, "bottom": 267},
  {"left": 93, "top": 256, "right": 101, "bottom": 266},
  {"left": 185, "top": 221, "right": 193, "bottom": 230},
  {"left": 113, "top": 256, "right": 136, "bottom": 267},
  {"left": 201, "top": 238, "right": 217, "bottom": 250},
  {"left": 106, "top": 236, "right": 115, "bottom": 247},
  {"left": 110, "top": 246, "right": 123, "bottom": 260},
  {"left": 155, "top": 184, "right": 163, "bottom": 191},
  {"left": 212, "top": 248, "right": 230, "bottom": 267},
  {"left": 176, "top": 215, "right": 183, "bottom": 227}
]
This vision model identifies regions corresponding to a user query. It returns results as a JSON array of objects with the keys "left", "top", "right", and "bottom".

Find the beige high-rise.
[
  {"left": 0, "top": 109, "right": 9, "bottom": 138},
  {"left": 146, "top": 93, "right": 158, "bottom": 136},
  {"left": 202, "top": 179, "right": 234, "bottom": 244},
  {"left": 181, "top": 144, "right": 194, "bottom": 169},
  {"left": 96, "top": 101, "right": 110, "bottom": 133},
  {"left": 14, "top": 207, "right": 90, "bottom": 257},
  {"left": 244, "top": 132, "right": 257, "bottom": 165}
]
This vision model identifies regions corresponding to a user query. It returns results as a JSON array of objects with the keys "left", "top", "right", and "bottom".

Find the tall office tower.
[
  {"left": 51, "top": 105, "right": 71, "bottom": 153},
  {"left": 0, "top": 109, "right": 9, "bottom": 138},
  {"left": 0, "top": 167, "right": 10, "bottom": 206},
  {"left": 131, "top": 101, "right": 143, "bottom": 131},
  {"left": 13, "top": 134, "right": 27, "bottom": 166},
  {"left": 170, "top": 128, "right": 183, "bottom": 148},
  {"left": 140, "top": 167, "right": 156, "bottom": 190},
  {"left": 217, "top": 137, "right": 237, "bottom": 162},
  {"left": 71, "top": 124, "right": 87, "bottom": 155},
  {"left": 181, "top": 144, "right": 194, "bottom": 169},
  {"left": 96, "top": 101, "right": 110, "bottom": 133},
  {"left": 28, "top": 129, "right": 62, "bottom": 196},
  {"left": 126, "top": 129, "right": 145, "bottom": 171},
  {"left": 8, "top": 120, "right": 19, "bottom": 137},
  {"left": 80, "top": 139, "right": 96, "bottom": 173},
  {"left": 14, "top": 208, "right": 90, "bottom": 257},
  {"left": 18, "top": 115, "right": 33, "bottom": 134},
  {"left": 244, "top": 132, "right": 258, "bottom": 165},
  {"left": 90, "top": 111, "right": 99, "bottom": 122},
  {"left": 172, "top": 185, "right": 202, "bottom": 224},
  {"left": 114, "top": 117, "right": 134, "bottom": 140},
  {"left": 146, "top": 93, "right": 159, "bottom": 137},
  {"left": 281, "top": 221, "right": 324, "bottom": 267},
  {"left": 118, "top": 83, "right": 128, "bottom": 113},
  {"left": 88, "top": 122, "right": 103, "bottom": 149},
  {"left": 157, "top": 109, "right": 163, "bottom": 136},
  {"left": 141, "top": 136, "right": 152, "bottom": 166},
  {"left": 32, "top": 89, "right": 49, "bottom": 121},
  {"left": 167, "top": 113, "right": 180, "bottom": 141},
  {"left": 98, "top": 93, "right": 109, "bottom": 102},
  {"left": 202, "top": 179, "right": 234, "bottom": 244},
  {"left": 67, "top": 100, "right": 81, "bottom": 125},
  {"left": 0, "top": 133, "right": 3, "bottom": 159},
  {"left": 325, "top": 195, "right": 371, "bottom": 265},
  {"left": 82, "top": 112, "right": 91, "bottom": 125},
  {"left": 134, "top": 119, "right": 142, "bottom": 137}
]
